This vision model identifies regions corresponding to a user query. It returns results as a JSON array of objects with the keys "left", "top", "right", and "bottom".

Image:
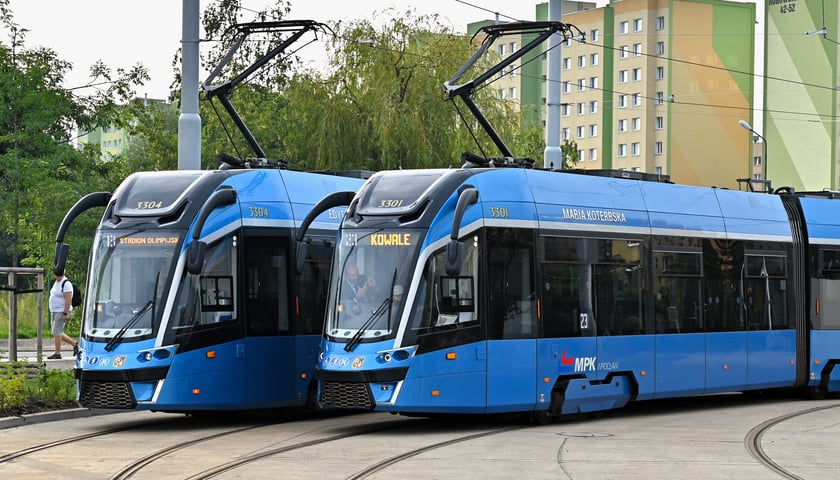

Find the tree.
[
  {"left": 560, "top": 139, "right": 580, "bottom": 170},
  {"left": 0, "top": 0, "right": 148, "bottom": 284}
]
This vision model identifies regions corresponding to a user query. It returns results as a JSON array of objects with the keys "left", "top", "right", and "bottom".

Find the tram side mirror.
[
  {"left": 444, "top": 186, "right": 479, "bottom": 277},
  {"left": 186, "top": 241, "right": 207, "bottom": 275},
  {"left": 53, "top": 243, "right": 69, "bottom": 276},
  {"left": 445, "top": 241, "right": 463, "bottom": 277},
  {"left": 295, "top": 238, "right": 310, "bottom": 276}
]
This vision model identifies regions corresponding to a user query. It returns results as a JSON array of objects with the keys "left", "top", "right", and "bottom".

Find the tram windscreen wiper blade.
[
  {"left": 105, "top": 300, "right": 153, "bottom": 352},
  {"left": 345, "top": 297, "right": 391, "bottom": 352}
]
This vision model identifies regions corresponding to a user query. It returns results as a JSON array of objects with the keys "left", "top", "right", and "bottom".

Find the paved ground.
[{"left": 0, "top": 337, "right": 76, "bottom": 370}]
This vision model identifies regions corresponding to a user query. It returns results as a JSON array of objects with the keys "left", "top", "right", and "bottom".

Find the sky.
[{"left": 6, "top": 0, "right": 603, "bottom": 100}]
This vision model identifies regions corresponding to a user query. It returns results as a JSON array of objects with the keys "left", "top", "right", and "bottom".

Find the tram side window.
[
  {"left": 197, "top": 236, "right": 238, "bottom": 326},
  {"left": 816, "top": 249, "right": 840, "bottom": 329},
  {"left": 593, "top": 239, "right": 644, "bottom": 336},
  {"left": 541, "top": 236, "right": 594, "bottom": 338},
  {"left": 409, "top": 235, "right": 480, "bottom": 333},
  {"left": 487, "top": 228, "right": 536, "bottom": 339},
  {"left": 654, "top": 251, "right": 702, "bottom": 333},
  {"left": 244, "top": 236, "right": 290, "bottom": 335},
  {"left": 297, "top": 242, "right": 332, "bottom": 335},
  {"left": 703, "top": 239, "right": 743, "bottom": 331},
  {"left": 744, "top": 254, "right": 790, "bottom": 330}
]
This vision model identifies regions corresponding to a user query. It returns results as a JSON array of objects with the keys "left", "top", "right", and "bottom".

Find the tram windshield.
[
  {"left": 326, "top": 229, "right": 422, "bottom": 343},
  {"left": 84, "top": 229, "right": 180, "bottom": 341}
]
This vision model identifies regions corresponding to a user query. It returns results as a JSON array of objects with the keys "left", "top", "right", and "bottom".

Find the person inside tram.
[{"left": 341, "top": 264, "right": 378, "bottom": 304}]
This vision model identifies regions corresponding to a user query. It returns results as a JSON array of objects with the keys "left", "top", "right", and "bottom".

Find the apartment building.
[
  {"left": 483, "top": 0, "right": 757, "bottom": 189},
  {"left": 765, "top": 0, "right": 840, "bottom": 191}
]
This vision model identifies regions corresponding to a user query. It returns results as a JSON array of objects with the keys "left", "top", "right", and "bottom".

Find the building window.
[
  {"left": 510, "top": 42, "right": 517, "bottom": 53},
  {"left": 590, "top": 77, "right": 598, "bottom": 89},
  {"left": 562, "top": 127, "right": 571, "bottom": 140},
  {"left": 578, "top": 79, "right": 586, "bottom": 91},
  {"left": 633, "top": 43, "right": 642, "bottom": 56},
  {"left": 589, "top": 148, "right": 598, "bottom": 161},
  {"left": 633, "top": 68, "right": 642, "bottom": 81},
  {"left": 590, "top": 53, "right": 599, "bottom": 65},
  {"left": 632, "top": 117, "right": 641, "bottom": 131},
  {"left": 590, "top": 29, "right": 599, "bottom": 42},
  {"left": 656, "top": 66, "right": 665, "bottom": 80},
  {"left": 498, "top": 89, "right": 505, "bottom": 99},
  {"left": 577, "top": 126, "right": 585, "bottom": 138},
  {"left": 562, "top": 104, "right": 571, "bottom": 116},
  {"left": 509, "top": 87, "right": 517, "bottom": 99},
  {"left": 620, "top": 21, "right": 629, "bottom": 34},
  {"left": 656, "top": 91, "right": 665, "bottom": 105},
  {"left": 578, "top": 55, "right": 586, "bottom": 67},
  {"left": 618, "top": 95, "right": 627, "bottom": 108},
  {"left": 618, "top": 119, "right": 628, "bottom": 132},
  {"left": 657, "top": 42, "right": 665, "bottom": 55},
  {"left": 590, "top": 100, "right": 598, "bottom": 113},
  {"left": 657, "top": 16, "right": 665, "bottom": 30},
  {"left": 589, "top": 124, "right": 598, "bottom": 137},
  {"left": 632, "top": 143, "right": 641, "bottom": 156},
  {"left": 618, "top": 144, "right": 627, "bottom": 156},
  {"left": 499, "top": 44, "right": 506, "bottom": 55},
  {"left": 754, "top": 156, "right": 762, "bottom": 166},
  {"left": 655, "top": 166, "right": 663, "bottom": 175},
  {"left": 633, "top": 18, "right": 643, "bottom": 32},
  {"left": 563, "top": 57, "right": 571, "bottom": 70},
  {"left": 655, "top": 141, "right": 663, "bottom": 155},
  {"left": 578, "top": 149, "right": 585, "bottom": 160},
  {"left": 632, "top": 93, "right": 641, "bottom": 106},
  {"left": 655, "top": 116, "right": 664, "bottom": 129},
  {"left": 632, "top": 167, "right": 641, "bottom": 173},
  {"left": 563, "top": 81, "right": 571, "bottom": 93},
  {"left": 620, "top": 45, "right": 629, "bottom": 59},
  {"left": 578, "top": 103, "right": 585, "bottom": 115},
  {"left": 619, "top": 70, "right": 628, "bottom": 83}
]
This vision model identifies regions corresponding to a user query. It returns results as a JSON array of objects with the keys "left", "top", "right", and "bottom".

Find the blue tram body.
[
  {"left": 67, "top": 169, "right": 365, "bottom": 412},
  {"left": 314, "top": 168, "right": 840, "bottom": 418}
]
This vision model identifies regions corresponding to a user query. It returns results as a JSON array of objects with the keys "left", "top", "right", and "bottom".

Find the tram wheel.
[
  {"left": 805, "top": 385, "right": 829, "bottom": 400},
  {"left": 530, "top": 409, "right": 555, "bottom": 425}
]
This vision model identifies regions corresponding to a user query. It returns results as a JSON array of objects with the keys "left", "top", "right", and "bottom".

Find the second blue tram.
[
  {"left": 56, "top": 167, "right": 366, "bottom": 412},
  {"left": 309, "top": 167, "right": 840, "bottom": 419}
]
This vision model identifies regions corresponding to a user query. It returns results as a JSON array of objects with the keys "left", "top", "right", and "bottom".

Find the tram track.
[
  {"left": 0, "top": 417, "right": 175, "bottom": 465},
  {"left": 744, "top": 403, "right": 840, "bottom": 480},
  {"left": 345, "top": 425, "right": 524, "bottom": 480},
  {"left": 184, "top": 419, "right": 409, "bottom": 479}
]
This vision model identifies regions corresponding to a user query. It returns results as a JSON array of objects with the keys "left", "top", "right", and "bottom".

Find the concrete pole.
[
  {"left": 178, "top": 0, "right": 202, "bottom": 170},
  {"left": 544, "top": 0, "right": 563, "bottom": 170}
]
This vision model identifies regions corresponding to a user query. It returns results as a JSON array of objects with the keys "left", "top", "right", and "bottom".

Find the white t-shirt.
[{"left": 49, "top": 278, "right": 73, "bottom": 313}]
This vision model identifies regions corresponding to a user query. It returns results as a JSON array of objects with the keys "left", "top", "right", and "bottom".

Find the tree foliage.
[{"left": 0, "top": 0, "right": 147, "bottom": 284}]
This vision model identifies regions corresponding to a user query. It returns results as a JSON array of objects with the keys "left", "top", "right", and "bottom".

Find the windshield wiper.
[
  {"left": 345, "top": 269, "right": 398, "bottom": 352},
  {"left": 105, "top": 300, "right": 153, "bottom": 352},
  {"left": 345, "top": 297, "right": 391, "bottom": 352}
]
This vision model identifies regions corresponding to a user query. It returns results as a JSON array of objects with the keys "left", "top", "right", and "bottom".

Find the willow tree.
[{"left": 281, "top": 8, "right": 529, "bottom": 172}]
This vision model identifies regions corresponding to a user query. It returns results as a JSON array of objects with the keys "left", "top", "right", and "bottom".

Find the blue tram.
[
  {"left": 54, "top": 168, "right": 366, "bottom": 412},
  {"left": 300, "top": 20, "right": 840, "bottom": 419},
  {"left": 307, "top": 168, "right": 840, "bottom": 418},
  {"left": 52, "top": 20, "right": 371, "bottom": 413}
]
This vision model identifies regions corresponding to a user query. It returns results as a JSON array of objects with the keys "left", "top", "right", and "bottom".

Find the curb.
[{"left": 0, "top": 407, "right": 124, "bottom": 430}]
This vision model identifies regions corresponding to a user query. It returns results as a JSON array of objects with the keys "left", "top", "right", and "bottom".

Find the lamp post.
[{"left": 738, "top": 120, "right": 769, "bottom": 192}]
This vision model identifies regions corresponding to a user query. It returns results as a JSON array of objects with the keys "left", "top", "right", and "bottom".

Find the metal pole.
[
  {"left": 544, "top": 0, "right": 563, "bottom": 169},
  {"left": 8, "top": 271, "right": 16, "bottom": 362},
  {"left": 178, "top": 0, "right": 202, "bottom": 170}
]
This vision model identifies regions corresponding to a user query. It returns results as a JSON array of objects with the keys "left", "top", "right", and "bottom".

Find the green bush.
[
  {"left": 0, "top": 363, "right": 76, "bottom": 416},
  {"left": 0, "top": 364, "right": 28, "bottom": 410}
]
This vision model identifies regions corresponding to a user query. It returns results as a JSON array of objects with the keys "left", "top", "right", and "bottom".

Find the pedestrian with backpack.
[{"left": 48, "top": 271, "right": 79, "bottom": 359}]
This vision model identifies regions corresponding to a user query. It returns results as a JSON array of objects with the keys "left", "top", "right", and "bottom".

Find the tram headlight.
[{"left": 143, "top": 352, "right": 153, "bottom": 361}]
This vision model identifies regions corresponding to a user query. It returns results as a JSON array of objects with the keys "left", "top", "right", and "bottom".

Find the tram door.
[
  {"left": 486, "top": 229, "right": 537, "bottom": 412},
  {"left": 243, "top": 235, "right": 295, "bottom": 406},
  {"left": 538, "top": 237, "right": 597, "bottom": 410}
]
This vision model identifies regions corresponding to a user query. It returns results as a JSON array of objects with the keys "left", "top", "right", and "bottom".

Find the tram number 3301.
[{"left": 489, "top": 207, "right": 509, "bottom": 218}]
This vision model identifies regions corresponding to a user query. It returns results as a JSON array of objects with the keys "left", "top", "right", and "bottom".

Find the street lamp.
[{"left": 738, "top": 119, "right": 769, "bottom": 192}]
